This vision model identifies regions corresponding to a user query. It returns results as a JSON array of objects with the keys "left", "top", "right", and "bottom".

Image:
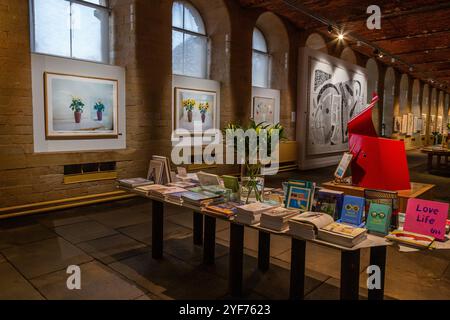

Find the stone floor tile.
[
  {"left": 54, "top": 220, "right": 118, "bottom": 244},
  {"left": 87, "top": 206, "right": 152, "bottom": 229},
  {"left": 77, "top": 234, "right": 148, "bottom": 264},
  {"left": 118, "top": 220, "right": 192, "bottom": 245},
  {"left": 2, "top": 237, "right": 93, "bottom": 279},
  {"left": 31, "top": 261, "right": 145, "bottom": 300},
  {"left": 305, "top": 277, "right": 366, "bottom": 300},
  {"left": 0, "top": 224, "right": 56, "bottom": 250},
  {"left": 167, "top": 211, "right": 230, "bottom": 232},
  {"left": 109, "top": 253, "right": 228, "bottom": 299},
  {"left": 38, "top": 209, "right": 92, "bottom": 228},
  {"left": 164, "top": 236, "right": 228, "bottom": 265},
  {"left": 0, "top": 262, "right": 44, "bottom": 300}
]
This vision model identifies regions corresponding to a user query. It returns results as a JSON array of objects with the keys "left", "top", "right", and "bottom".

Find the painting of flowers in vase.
[
  {"left": 44, "top": 72, "right": 118, "bottom": 139},
  {"left": 174, "top": 87, "right": 216, "bottom": 134}
]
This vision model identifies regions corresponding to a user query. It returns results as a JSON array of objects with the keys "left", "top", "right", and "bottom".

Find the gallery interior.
[{"left": 0, "top": 0, "right": 450, "bottom": 301}]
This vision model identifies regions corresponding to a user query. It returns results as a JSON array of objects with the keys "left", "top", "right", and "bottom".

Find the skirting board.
[{"left": 0, "top": 191, "right": 136, "bottom": 220}]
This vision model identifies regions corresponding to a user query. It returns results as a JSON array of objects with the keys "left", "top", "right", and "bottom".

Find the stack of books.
[
  {"left": 260, "top": 207, "right": 299, "bottom": 231},
  {"left": 318, "top": 222, "right": 367, "bottom": 247},
  {"left": 234, "top": 202, "right": 276, "bottom": 225},
  {"left": 181, "top": 191, "right": 221, "bottom": 207},
  {"left": 118, "top": 178, "right": 153, "bottom": 189},
  {"left": 168, "top": 181, "right": 198, "bottom": 189},
  {"left": 148, "top": 185, "right": 187, "bottom": 201},
  {"left": 288, "top": 212, "right": 334, "bottom": 240},
  {"left": 134, "top": 184, "right": 164, "bottom": 196},
  {"left": 202, "top": 202, "right": 240, "bottom": 218}
]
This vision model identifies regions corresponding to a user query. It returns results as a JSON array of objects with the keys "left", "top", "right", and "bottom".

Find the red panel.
[
  {"left": 350, "top": 134, "right": 411, "bottom": 191},
  {"left": 348, "top": 94, "right": 411, "bottom": 191}
]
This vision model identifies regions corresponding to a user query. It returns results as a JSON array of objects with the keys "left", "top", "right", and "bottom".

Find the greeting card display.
[
  {"left": 366, "top": 203, "right": 392, "bottom": 235},
  {"left": 340, "top": 195, "right": 365, "bottom": 226},
  {"left": 403, "top": 199, "right": 449, "bottom": 241}
]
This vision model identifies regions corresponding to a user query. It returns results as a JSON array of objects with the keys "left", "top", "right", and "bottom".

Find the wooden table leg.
[
  {"left": 289, "top": 238, "right": 306, "bottom": 300},
  {"left": 203, "top": 215, "right": 216, "bottom": 265},
  {"left": 152, "top": 200, "right": 164, "bottom": 259},
  {"left": 427, "top": 153, "right": 433, "bottom": 171},
  {"left": 229, "top": 223, "right": 244, "bottom": 297},
  {"left": 368, "top": 246, "right": 387, "bottom": 300},
  {"left": 193, "top": 211, "right": 203, "bottom": 246},
  {"left": 258, "top": 231, "right": 270, "bottom": 272},
  {"left": 437, "top": 155, "right": 442, "bottom": 169},
  {"left": 340, "top": 249, "right": 360, "bottom": 300}
]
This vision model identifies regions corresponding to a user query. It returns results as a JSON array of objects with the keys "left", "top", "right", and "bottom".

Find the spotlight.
[
  {"left": 378, "top": 52, "right": 384, "bottom": 58},
  {"left": 409, "top": 67, "right": 414, "bottom": 72},
  {"left": 391, "top": 57, "right": 396, "bottom": 63},
  {"left": 338, "top": 33, "right": 344, "bottom": 41},
  {"left": 328, "top": 25, "right": 333, "bottom": 33}
]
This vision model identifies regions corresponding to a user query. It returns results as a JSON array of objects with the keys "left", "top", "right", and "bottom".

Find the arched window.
[
  {"left": 172, "top": 1, "right": 208, "bottom": 78},
  {"left": 252, "top": 28, "right": 271, "bottom": 88}
]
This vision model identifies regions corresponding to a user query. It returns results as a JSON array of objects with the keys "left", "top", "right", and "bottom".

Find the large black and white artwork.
[{"left": 307, "top": 58, "right": 367, "bottom": 155}]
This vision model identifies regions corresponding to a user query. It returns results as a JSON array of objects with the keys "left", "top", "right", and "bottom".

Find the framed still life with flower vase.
[
  {"left": 174, "top": 87, "right": 217, "bottom": 135},
  {"left": 44, "top": 72, "right": 119, "bottom": 139}
]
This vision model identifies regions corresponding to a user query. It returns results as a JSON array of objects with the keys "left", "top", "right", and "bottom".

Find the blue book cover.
[{"left": 340, "top": 195, "right": 365, "bottom": 226}]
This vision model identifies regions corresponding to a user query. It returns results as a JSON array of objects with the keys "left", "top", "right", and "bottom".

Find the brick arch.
[
  {"left": 305, "top": 32, "right": 328, "bottom": 53},
  {"left": 340, "top": 47, "right": 357, "bottom": 65}
]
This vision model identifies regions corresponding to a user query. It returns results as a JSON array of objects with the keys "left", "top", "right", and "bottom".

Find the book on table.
[
  {"left": 339, "top": 195, "right": 365, "bottom": 226},
  {"left": 118, "top": 178, "right": 154, "bottom": 188},
  {"left": 168, "top": 181, "right": 198, "bottom": 189},
  {"left": 365, "top": 202, "right": 392, "bottom": 235},
  {"left": 149, "top": 186, "right": 187, "bottom": 200},
  {"left": 317, "top": 222, "right": 367, "bottom": 248},
  {"left": 234, "top": 202, "right": 277, "bottom": 225},
  {"left": 386, "top": 229, "right": 434, "bottom": 249},
  {"left": 134, "top": 183, "right": 167, "bottom": 195},
  {"left": 285, "top": 181, "right": 315, "bottom": 212},
  {"left": 288, "top": 212, "right": 334, "bottom": 240},
  {"left": 202, "top": 202, "right": 240, "bottom": 218},
  {"left": 314, "top": 188, "right": 344, "bottom": 220},
  {"left": 181, "top": 191, "right": 222, "bottom": 207},
  {"left": 261, "top": 207, "right": 300, "bottom": 232}
]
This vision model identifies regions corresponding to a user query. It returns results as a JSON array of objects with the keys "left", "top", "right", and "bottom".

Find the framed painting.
[
  {"left": 174, "top": 87, "right": 217, "bottom": 135},
  {"left": 401, "top": 114, "right": 408, "bottom": 134},
  {"left": 253, "top": 97, "right": 275, "bottom": 124},
  {"left": 307, "top": 57, "right": 367, "bottom": 155},
  {"left": 421, "top": 113, "right": 428, "bottom": 135},
  {"left": 44, "top": 72, "right": 118, "bottom": 139},
  {"left": 407, "top": 113, "right": 414, "bottom": 136}
]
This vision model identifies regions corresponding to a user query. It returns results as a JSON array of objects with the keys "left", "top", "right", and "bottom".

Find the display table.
[
  {"left": 119, "top": 186, "right": 391, "bottom": 300},
  {"left": 321, "top": 181, "right": 435, "bottom": 212},
  {"left": 421, "top": 147, "right": 450, "bottom": 172}
]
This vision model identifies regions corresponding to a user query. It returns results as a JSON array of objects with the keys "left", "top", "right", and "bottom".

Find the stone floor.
[{"left": 0, "top": 150, "right": 449, "bottom": 300}]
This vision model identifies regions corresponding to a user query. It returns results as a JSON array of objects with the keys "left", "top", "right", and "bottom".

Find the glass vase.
[{"left": 240, "top": 176, "right": 264, "bottom": 204}]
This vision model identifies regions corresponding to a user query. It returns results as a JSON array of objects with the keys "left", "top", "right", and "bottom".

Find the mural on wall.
[
  {"left": 253, "top": 97, "right": 275, "bottom": 124},
  {"left": 44, "top": 72, "right": 118, "bottom": 139},
  {"left": 174, "top": 87, "right": 216, "bottom": 135},
  {"left": 307, "top": 58, "right": 366, "bottom": 155}
]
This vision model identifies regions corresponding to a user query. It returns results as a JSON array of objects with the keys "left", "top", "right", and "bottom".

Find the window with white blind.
[
  {"left": 30, "top": 0, "right": 110, "bottom": 63},
  {"left": 252, "top": 28, "right": 271, "bottom": 88},
  {"left": 172, "top": 1, "right": 208, "bottom": 78}
]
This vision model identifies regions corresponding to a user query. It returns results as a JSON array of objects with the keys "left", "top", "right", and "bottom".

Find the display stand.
[{"left": 322, "top": 180, "right": 435, "bottom": 212}]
